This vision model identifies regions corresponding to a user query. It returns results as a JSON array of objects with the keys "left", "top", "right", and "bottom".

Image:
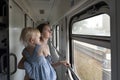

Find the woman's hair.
[
  {"left": 20, "top": 27, "right": 40, "bottom": 46},
  {"left": 37, "top": 22, "right": 50, "bottom": 33}
]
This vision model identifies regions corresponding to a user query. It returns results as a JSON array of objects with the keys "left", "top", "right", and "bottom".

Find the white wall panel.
[{"left": 9, "top": 0, "right": 25, "bottom": 80}]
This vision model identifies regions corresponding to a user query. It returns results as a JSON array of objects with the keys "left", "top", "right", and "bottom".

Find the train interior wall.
[{"left": 9, "top": 0, "right": 25, "bottom": 80}]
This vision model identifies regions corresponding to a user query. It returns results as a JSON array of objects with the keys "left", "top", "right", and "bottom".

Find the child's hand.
[{"left": 60, "top": 60, "right": 70, "bottom": 67}]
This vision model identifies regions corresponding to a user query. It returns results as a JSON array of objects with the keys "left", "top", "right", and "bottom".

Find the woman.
[
  {"left": 37, "top": 23, "right": 70, "bottom": 67},
  {"left": 18, "top": 22, "right": 70, "bottom": 80}
]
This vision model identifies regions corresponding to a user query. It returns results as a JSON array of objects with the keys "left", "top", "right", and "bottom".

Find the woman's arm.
[{"left": 51, "top": 60, "right": 70, "bottom": 67}]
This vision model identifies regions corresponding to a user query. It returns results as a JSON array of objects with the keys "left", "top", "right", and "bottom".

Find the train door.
[
  {"left": 0, "top": 0, "right": 26, "bottom": 80},
  {"left": 0, "top": 0, "right": 10, "bottom": 80}
]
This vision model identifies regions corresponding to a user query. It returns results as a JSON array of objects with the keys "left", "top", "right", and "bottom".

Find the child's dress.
[{"left": 23, "top": 44, "right": 57, "bottom": 80}]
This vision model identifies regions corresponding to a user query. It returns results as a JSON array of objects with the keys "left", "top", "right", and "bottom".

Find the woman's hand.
[
  {"left": 60, "top": 60, "right": 70, "bottom": 67},
  {"left": 52, "top": 60, "right": 70, "bottom": 67}
]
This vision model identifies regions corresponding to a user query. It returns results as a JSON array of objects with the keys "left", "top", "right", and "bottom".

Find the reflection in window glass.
[
  {"left": 72, "top": 40, "right": 111, "bottom": 80},
  {"left": 72, "top": 14, "right": 110, "bottom": 36}
]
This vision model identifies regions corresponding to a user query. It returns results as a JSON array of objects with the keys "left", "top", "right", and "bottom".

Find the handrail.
[
  {"left": 9, "top": 53, "right": 17, "bottom": 75},
  {"left": 68, "top": 67, "right": 80, "bottom": 80},
  {"left": 0, "top": 54, "right": 8, "bottom": 74},
  {"left": 50, "top": 41, "right": 80, "bottom": 80}
]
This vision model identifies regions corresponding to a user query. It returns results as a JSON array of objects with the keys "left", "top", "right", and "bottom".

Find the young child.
[{"left": 20, "top": 27, "right": 56, "bottom": 80}]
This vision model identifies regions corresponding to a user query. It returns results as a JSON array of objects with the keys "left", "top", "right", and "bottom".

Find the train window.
[
  {"left": 71, "top": 12, "right": 111, "bottom": 80},
  {"left": 72, "top": 40, "right": 111, "bottom": 80},
  {"left": 72, "top": 14, "right": 110, "bottom": 36},
  {"left": 26, "top": 15, "right": 33, "bottom": 27},
  {"left": 53, "top": 27, "right": 57, "bottom": 47},
  {"left": 52, "top": 25, "right": 59, "bottom": 50},
  {"left": 56, "top": 25, "right": 59, "bottom": 51}
]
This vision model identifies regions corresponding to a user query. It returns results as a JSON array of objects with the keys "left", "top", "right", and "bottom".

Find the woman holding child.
[{"left": 18, "top": 22, "right": 70, "bottom": 80}]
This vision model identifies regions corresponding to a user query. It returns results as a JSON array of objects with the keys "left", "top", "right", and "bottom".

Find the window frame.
[{"left": 69, "top": 1, "right": 111, "bottom": 79}]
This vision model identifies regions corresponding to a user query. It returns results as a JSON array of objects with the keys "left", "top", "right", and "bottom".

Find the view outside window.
[
  {"left": 72, "top": 40, "right": 111, "bottom": 80},
  {"left": 72, "top": 14, "right": 110, "bottom": 36},
  {"left": 71, "top": 14, "right": 111, "bottom": 80}
]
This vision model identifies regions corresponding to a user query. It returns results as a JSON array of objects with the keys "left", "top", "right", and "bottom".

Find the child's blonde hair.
[{"left": 20, "top": 27, "right": 40, "bottom": 46}]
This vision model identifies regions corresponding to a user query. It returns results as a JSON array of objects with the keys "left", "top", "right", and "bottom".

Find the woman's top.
[{"left": 23, "top": 44, "right": 57, "bottom": 80}]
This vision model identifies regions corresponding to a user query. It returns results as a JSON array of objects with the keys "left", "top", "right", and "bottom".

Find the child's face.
[{"left": 34, "top": 32, "right": 41, "bottom": 44}]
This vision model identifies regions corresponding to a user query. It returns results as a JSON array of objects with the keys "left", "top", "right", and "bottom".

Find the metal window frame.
[{"left": 69, "top": 1, "right": 111, "bottom": 78}]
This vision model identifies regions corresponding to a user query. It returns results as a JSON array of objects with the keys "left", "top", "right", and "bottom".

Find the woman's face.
[{"left": 42, "top": 25, "right": 52, "bottom": 39}]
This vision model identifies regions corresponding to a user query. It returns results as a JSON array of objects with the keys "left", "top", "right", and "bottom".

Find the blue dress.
[{"left": 23, "top": 44, "right": 57, "bottom": 80}]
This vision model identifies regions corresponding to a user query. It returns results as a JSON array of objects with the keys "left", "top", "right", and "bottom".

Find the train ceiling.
[
  {"left": 12, "top": 0, "right": 82, "bottom": 24},
  {"left": 12, "top": 0, "right": 55, "bottom": 23},
  {"left": 26, "top": 0, "right": 55, "bottom": 23}
]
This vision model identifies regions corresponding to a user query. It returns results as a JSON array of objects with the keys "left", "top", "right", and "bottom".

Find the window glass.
[
  {"left": 72, "top": 14, "right": 110, "bottom": 36},
  {"left": 53, "top": 27, "right": 56, "bottom": 47},
  {"left": 26, "top": 16, "right": 33, "bottom": 27},
  {"left": 57, "top": 26, "right": 59, "bottom": 51},
  {"left": 72, "top": 40, "right": 111, "bottom": 80}
]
